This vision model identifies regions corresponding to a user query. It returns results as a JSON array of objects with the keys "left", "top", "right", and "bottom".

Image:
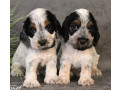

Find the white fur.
[
  {"left": 61, "top": 43, "right": 99, "bottom": 68},
  {"left": 11, "top": 42, "right": 58, "bottom": 88},
  {"left": 57, "top": 8, "right": 102, "bottom": 86},
  {"left": 11, "top": 8, "right": 58, "bottom": 88},
  {"left": 57, "top": 43, "right": 100, "bottom": 85},
  {"left": 28, "top": 8, "right": 47, "bottom": 24},
  {"left": 75, "top": 8, "right": 89, "bottom": 22}
]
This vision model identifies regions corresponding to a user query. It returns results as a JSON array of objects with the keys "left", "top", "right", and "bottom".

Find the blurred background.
[{"left": 10, "top": 0, "right": 111, "bottom": 72}]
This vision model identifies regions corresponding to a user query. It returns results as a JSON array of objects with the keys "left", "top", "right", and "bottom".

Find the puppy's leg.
[
  {"left": 11, "top": 62, "right": 24, "bottom": 76},
  {"left": 92, "top": 55, "right": 102, "bottom": 76},
  {"left": 56, "top": 60, "right": 71, "bottom": 84},
  {"left": 11, "top": 43, "right": 27, "bottom": 76},
  {"left": 11, "top": 51, "right": 24, "bottom": 76},
  {"left": 44, "top": 59, "right": 57, "bottom": 84},
  {"left": 92, "top": 65, "right": 102, "bottom": 76},
  {"left": 23, "top": 59, "right": 40, "bottom": 88},
  {"left": 78, "top": 65, "right": 94, "bottom": 86}
]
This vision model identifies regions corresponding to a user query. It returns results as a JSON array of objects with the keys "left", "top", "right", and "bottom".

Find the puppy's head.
[
  {"left": 20, "top": 8, "right": 61, "bottom": 50},
  {"left": 61, "top": 8, "right": 100, "bottom": 50}
]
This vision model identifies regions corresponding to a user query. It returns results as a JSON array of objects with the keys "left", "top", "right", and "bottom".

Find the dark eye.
[
  {"left": 46, "top": 24, "right": 52, "bottom": 30},
  {"left": 30, "top": 28, "right": 36, "bottom": 33},
  {"left": 70, "top": 25, "right": 78, "bottom": 30},
  {"left": 87, "top": 25, "right": 94, "bottom": 30}
]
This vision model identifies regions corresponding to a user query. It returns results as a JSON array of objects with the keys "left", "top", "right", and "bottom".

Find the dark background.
[{"left": 10, "top": 0, "right": 111, "bottom": 89}]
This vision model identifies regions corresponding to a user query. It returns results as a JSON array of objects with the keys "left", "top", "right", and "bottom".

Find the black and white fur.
[
  {"left": 11, "top": 8, "right": 61, "bottom": 88},
  {"left": 57, "top": 8, "right": 102, "bottom": 86}
]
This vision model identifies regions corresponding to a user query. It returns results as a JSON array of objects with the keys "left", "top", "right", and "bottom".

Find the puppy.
[
  {"left": 11, "top": 8, "right": 61, "bottom": 88},
  {"left": 57, "top": 8, "right": 102, "bottom": 86}
]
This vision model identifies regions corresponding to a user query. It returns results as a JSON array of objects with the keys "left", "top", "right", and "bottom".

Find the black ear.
[
  {"left": 93, "top": 28, "right": 100, "bottom": 46},
  {"left": 61, "top": 16, "right": 69, "bottom": 42},
  {"left": 19, "top": 17, "right": 31, "bottom": 47},
  {"left": 61, "top": 12, "right": 79, "bottom": 42},
  {"left": 89, "top": 12, "right": 100, "bottom": 46},
  {"left": 46, "top": 10, "right": 62, "bottom": 35},
  {"left": 23, "top": 17, "right": 32, "bottom": 37},
  {"left": 53, "top": 15, "right": 62, "bottom": 37}
]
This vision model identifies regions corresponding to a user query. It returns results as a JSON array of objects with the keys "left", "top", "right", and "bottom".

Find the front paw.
[
  {"left": 56, "top": 76, "right": 70, "bottom": 84},
  {"left": 92, "top": 68, "right": 102, "bottom": 76},
  {"left": 78, "top": 77, "right": 94, "bottom": 86},
  {"left": 23, "top": 79, "right": 40, "bottom": 88},
  {"left": 44, "top": 75, "right": 58, "bottom": 84}
]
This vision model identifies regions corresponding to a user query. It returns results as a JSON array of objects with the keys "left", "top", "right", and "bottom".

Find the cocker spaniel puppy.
[
  {"left": 11, "top": 8, "right": 61, "bottom": 88},
  {"left": 57, "top": 8, "right": 102, "bottom": 86}
]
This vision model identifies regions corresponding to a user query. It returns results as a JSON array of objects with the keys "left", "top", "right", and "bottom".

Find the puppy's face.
[
  {"left": 20, "top": 8, "right": 61, "bottom": 50},
  {"left": 61, "top": 9, "right": 100, "bottom": 50}
]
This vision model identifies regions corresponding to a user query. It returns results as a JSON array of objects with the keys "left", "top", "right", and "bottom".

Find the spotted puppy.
[
  {"left": 57, "top": 8, "right": 102, "bottom": 86},
  {"left": 11, "top": 8, "right": 61, "bottom": 88}
]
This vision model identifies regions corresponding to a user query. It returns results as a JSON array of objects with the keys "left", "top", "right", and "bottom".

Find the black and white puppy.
[
  {"left": 11, "top": 8, "right": 61, "bottom": 88},
  {"left": 57, "top": 8, "right": 102, "bottom": 86}
]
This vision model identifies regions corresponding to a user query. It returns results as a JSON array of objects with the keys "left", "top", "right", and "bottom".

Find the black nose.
[
  {"left": 78, "top": 38, "right": 88, "bottom": 45},
  {"left": 38, "top": 40, "right": 47, "bottom": 46}
]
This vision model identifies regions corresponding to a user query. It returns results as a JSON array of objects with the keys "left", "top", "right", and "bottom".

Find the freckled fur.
[
  {"left": 11, "top": 8, "right": 61, "bottom": 88},
  {"left": 57, "top": 8, "right": 102, "bottom": 86}
]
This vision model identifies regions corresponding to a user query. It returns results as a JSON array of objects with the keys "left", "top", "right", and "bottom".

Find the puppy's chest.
[
  {"left": 62, "top": 47, "right": 93, "bottom": 68},
  {"left": 28, "top": 48, "right": 56, "bottom": 63},
  {"left": 72, "top": 51, "right": 92, "bottom": 68}
]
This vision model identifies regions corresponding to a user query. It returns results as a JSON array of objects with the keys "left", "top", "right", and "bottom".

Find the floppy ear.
[
  {"left": 53, "top": 15, "right": 62, "bottom": 37},
  {"left": 93, "top": 27, "right": 100, "bottom": 46},
  {"left": 89, "top": 13, "right": 100, "bottom": 46},
  {"left": 46, "top": 11, "right": 62, "bottom": 35},
  {"left": 61, "top": 12, "right": 79, "bottom": 42},
  {"left": 61, "top": 15, "right": 70, "bottom": 42},
  {"left": 19, "top": 17, "right": 31, "bottom": 47}
]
